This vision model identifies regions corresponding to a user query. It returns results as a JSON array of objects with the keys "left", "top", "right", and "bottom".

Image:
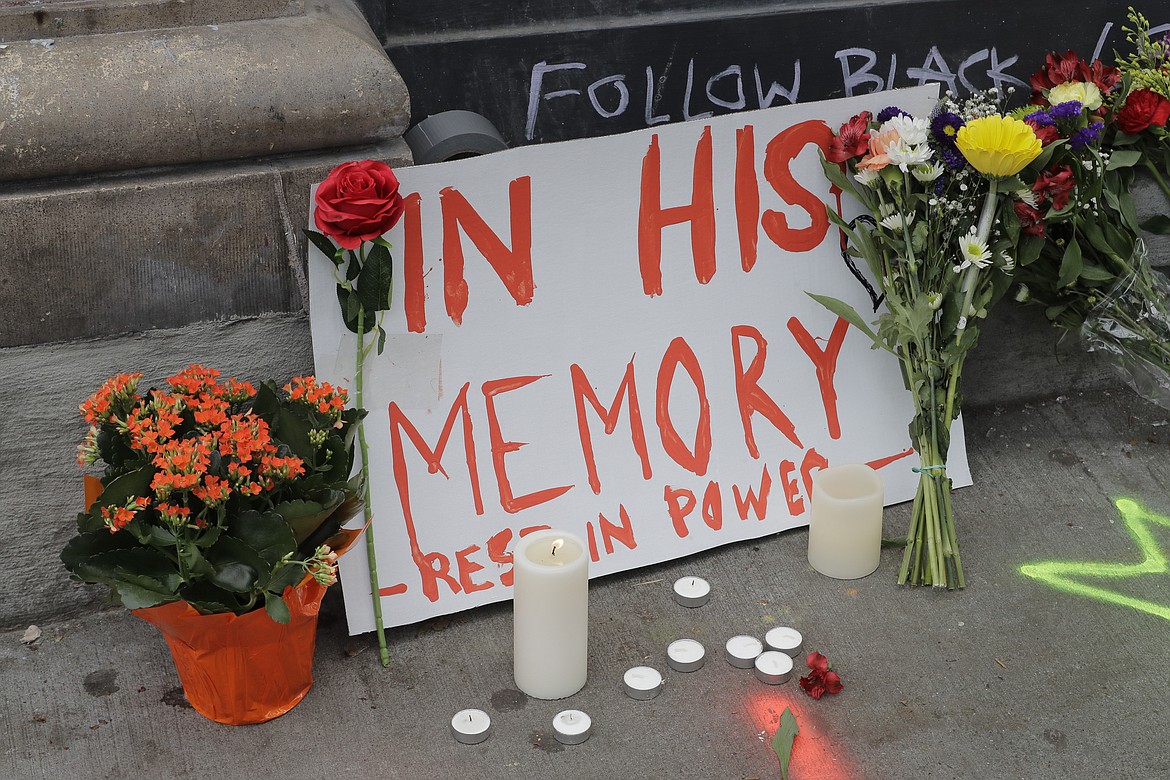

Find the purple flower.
[
  {"left": 1023, "top": 109, "right": 1055, "bottom": 127},
  {"left": 877, "top": 106, "right": 909, "bottom": 122},
  {"left": 934, "top": 175, "right": 949, "bottom": 195},
  {"left": 1049, "top": 101, "right": 1084, "bottom": 120},
  {"left": 940, "top": 145, "right": 967, "bottom": 171},
  {"left": 1070, "top": 122, "right": 1104, "bottom": 150},
  {"left": 930, "top": 112, "right": 965, "bottom": 147}
]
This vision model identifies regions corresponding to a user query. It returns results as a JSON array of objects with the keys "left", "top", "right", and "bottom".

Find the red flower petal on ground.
[
  {"left": 823, "top": 670, "right": 844, "bottom": 695},
  {"left": 799, "top": 673, "right": 827, "bottom": 699},
  {"left": 805, "top": 651, "right": 830, "bottom": 674}
]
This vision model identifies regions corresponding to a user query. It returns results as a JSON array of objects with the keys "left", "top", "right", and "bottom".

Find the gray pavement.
[{"left": 4, "top": 382, "right": 1170, "bottom": 780}]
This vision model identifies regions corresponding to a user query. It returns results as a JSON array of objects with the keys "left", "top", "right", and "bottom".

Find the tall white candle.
[
  {"left": 807, "top": 463, "right": 884, "bottom": 580},
  {"left": 512, "top": 529, "right": 589, "bottom": 699}
]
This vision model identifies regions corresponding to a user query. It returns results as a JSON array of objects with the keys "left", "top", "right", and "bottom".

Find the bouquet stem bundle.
[{"left": 819, "top": 95, "right": 1041, "bottom": 589}]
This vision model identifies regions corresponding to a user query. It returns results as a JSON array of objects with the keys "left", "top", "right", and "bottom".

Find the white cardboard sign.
[{"left": 307, "top": 86, "right": 968, "bottom": 633}]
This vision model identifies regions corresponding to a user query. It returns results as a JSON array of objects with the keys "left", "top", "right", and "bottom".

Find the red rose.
[
  {"left": 1014, "top": 201, "right": 1048, "bottom": 237},
  {"left": 1116, "top": 88, "right": 1170, "bottom": 135},
  {"left": 1032, "top": 164, "right": 1076, "bottom": 210},
  {"left": 313, "top": 160, "right": 406, "bottom": 250},
  {"left": 826, "top": 111, "right": 872, "bottom": 163}
]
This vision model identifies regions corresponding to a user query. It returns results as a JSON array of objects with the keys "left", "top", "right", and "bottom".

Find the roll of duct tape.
[{"left": 405, "top": 110, "right": 508, "bottom": 165}]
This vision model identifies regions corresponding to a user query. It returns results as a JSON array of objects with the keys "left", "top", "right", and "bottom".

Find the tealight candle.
[
  {"left": 753, "top": 650, "right": 795, "bottom": 685},
  {"left": 672, "top": 576, "right": 711, "bottom": 607},
  {"left": 666, "top": 638, "right": 706, "bottom": 672},
  {"left": 552, "top": 709, "right": 592, "bottom": 744},
  {"left": 724, "top": 635, "right": 764, "bottom": 668},
  {"left": 807, "top": 463, "right": 884, "bottom": 579},
  {"left": 764, "top": 626, "right": 804, "bottom": 658},
  {"left": 623, "top": 666, "right": 664, "bottom": 700},
  {"left": 450, "top": 708, "right": 491, "bottom": 744}
]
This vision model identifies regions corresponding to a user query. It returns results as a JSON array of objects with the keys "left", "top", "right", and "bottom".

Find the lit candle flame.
[{"left": 551, "top": 538, "right": 564, "bottom": 557}]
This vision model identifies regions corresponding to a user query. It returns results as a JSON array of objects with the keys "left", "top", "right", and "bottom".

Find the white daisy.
[
  {"left": 886, "top": 140, "right": 933, "bottom": 171},
  {"left": 854, "top": 168, "right": 882, "bottom": 187},
  {"left": 912, "top": 162, "right": 945, "bottom": 183},
  {"left": 879, "top": 212, "right": 914, "bottom": 231},
  {"left": 1014, "top": 187, "right": 1039, "bottom": 208},
  {"left": 881, "top": 115, "right": 930, "bottom": 146},
  {"left": 953, "top": 228, "right": 992, "bottom": 272}
]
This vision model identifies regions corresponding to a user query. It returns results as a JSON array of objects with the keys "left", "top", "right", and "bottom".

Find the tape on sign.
[{"left": 405, "top": 110, "right": 508, "bottom": 165}]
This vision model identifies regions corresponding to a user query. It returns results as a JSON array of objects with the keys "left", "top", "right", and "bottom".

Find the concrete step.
[{"left": 0, "top": 0, "right": 408, "bottom": 179}]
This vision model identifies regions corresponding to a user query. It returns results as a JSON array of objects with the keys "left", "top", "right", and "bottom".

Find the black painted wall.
[{"left": 355, "top": 1, "right": 1137, "bottom": 147}]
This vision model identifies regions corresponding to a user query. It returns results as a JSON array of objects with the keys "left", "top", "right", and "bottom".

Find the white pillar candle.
[
  {"left": 764, "top": 626, "right": 804, "bottom": 658},
  {"left": 724, "top": 635, "right": 763, "bottom": 668},
  {"left": 807, "top": 463, "right": 884, "bottom": 579},
  {"left": 753, "top": 650, "right": 795, "bottom": 685},
  {"left": 450, "top": 709, "right": 491, "bottom": 744},
  {"left": 672, "top": 575, "right": 711, "bottom": 607},
  {"left": 666, "top": 638, "right": 706, "bottom": 672},
  {"left": 623, "top": 666, "right": 664, "bottom": 700},
  {"left": 512, "top": 529, "right": 589, "bottom": 700},
  {"left": 552, "top": 709, "right": 592, "bottom": 744}
]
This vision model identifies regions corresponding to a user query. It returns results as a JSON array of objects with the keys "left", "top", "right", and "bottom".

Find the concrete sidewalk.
[{"left": 4, "top": 382, "right": 1170, "bottom": 780}]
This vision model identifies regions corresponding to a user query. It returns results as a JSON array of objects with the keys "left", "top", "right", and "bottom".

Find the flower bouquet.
[
  {"left": 1011, "top": 38, "right": 1170, "bottom": 410},
  {"left": 817, "top": 91, "right": 1042, "bottom": 588},
  {"left": 62, "top": 365, "right": 366, "bottom": 723},
  {"left": 1114, "top": 7, "right": 1170, "bottom": 230}
]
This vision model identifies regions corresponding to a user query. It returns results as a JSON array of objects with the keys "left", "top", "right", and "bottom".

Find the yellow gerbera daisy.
[{"left": 955, "top": 116, "right": 1043, "bottom": 178}]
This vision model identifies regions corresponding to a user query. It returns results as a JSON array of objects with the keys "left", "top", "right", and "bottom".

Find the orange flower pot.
[{"left": 134, "top": 579, "right": 327, "bottom": 725}]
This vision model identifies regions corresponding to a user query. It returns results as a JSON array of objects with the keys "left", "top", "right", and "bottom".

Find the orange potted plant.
[{"left": 63, "top": 365, "right": 366, "bottom": 724}]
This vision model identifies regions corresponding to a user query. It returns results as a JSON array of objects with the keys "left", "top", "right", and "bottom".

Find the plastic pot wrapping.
[
  {"left": 134, "top": 580, "right": 325, "bottom": 725},
  {"left": 1082, "top": 243, "right": 1170, "bottom": 412},
  {"left": 133, "top": 526, "right": 364, "bottom": 725}
]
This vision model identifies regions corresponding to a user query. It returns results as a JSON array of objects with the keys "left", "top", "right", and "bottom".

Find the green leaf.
[
  {"left": 1106, "top": 150, "right": 1143, "bottom": 170},
  {"left": 818, "top": 154, "right": 857, "bottom": 198},
  {"left": 93, "top": 467, "right": 154, "bottom": 510},
  {"left": 205, "top": 536, "right": 270, "bottom": 593},
  {"left": 1016, "top": 234, "right": 1045, "bottom": 268},
  {"left": 303, "top": 229, "right": 342, "bottom": 266},
  {"left": 272, "top": 404, "right": 317, "bottom": 463},
  {"left": 356, "top": 243, "right": 394, "bottom": 314},
  {"left": 71, "top": 548, "right": 182, "bottom": 608},
  {"left": 61, "top": 530, "right": 137, "bottom": 570},
  {"left": 345, "top": 252, "right": 362, "bottom": 282},
  {"left": 179, "top": 542, "right": 215, "bottom": 577},
  {"left": 1079, "top": 263, "right": 1117, "bottom": 283},
  {"left": 267, "top": 563, "right": 305, "bottom": 595},
  {"left": 1141, "top": 214, "right": 1170, "bottom": 235},
  {"left": 264, "top": 591, "right": 292, "bottom": 624},
  {"left": 336, "top": 285, "right": 363, "bottom": 334},
  {"left": 272, "top": 499, "right": 334, "bottom": 545},
  {"left": 1028, "top": 139, "right": 1066, "bottom": 172},
  {"left": 772, "top": 707, "right": 800, "bottom": 780},
  {"left": 227, "top": 510, "right": 298, "bottom": 567},
  {"left": 179, "top": 581, "right": 242, "bottom": 614},
  {"left": 1057, "top": 239, "right": 1083, "bottom": 288},
  {"left": 251, "top": 380, "right": 281, "bottom": 421},
  {"left": 805, "top": 292, "right": 887, "bottom": 351}
]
